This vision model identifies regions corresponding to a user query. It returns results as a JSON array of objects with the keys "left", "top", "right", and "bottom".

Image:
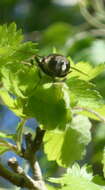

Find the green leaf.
[
  {"left": 1, "top": 63, "right": 40, "bottom": 98},
  {"left": 74, "top": 105, "right": 105, "bottom": 122},
  {"left": 0, "top": 23, "right": 23, "bottom": 63},
  {"left": 68, "top": 61, "right": 105, "bottom": 81},
  {"left": 43, "top": 115, "right": 91, "bottom": 167},
  {"left": 13, "top": 66, "right": 40, "bottom": 97},
  {"left": 0, "top": 23, "right": 23, "bottom": 48},
  {"left": 9, "top": 42, "right": 38, "bottom": 62},
  {"left": 0, "top": 23, "right": 38, "bottom": 99},
  {"left": 49, "top": 163, "right": 93, "bottom": 184},
  {"left": 0, "top": 89, "right": 26, "bottom": 117},
  {"left": 59, "top": 185, "right": 101, "bottom": 190},
  {"left": 0, "top": 23, "right": 37, "bottom": 70},
  {"left": 66, "top": 77, "right": 104, "bottom": 109},
  {"left": 49, "top": 164, "right": 104, "bottom": 190},
  {"left": 93, "top": 175, "right": 105, "bottom": 186},
  {"left": 90, "top": 123, "right": 105, "bottom": 167},
  {"left": 46, "top": 184, "right": 58, "bottom": 190},
  {"left": 26, "top": 82, "right": 72, "bottom": 130}
]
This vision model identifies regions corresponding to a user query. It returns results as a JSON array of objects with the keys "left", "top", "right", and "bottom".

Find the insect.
[{"left": 33, "top": 53, "right": 87, "bottom": 78}]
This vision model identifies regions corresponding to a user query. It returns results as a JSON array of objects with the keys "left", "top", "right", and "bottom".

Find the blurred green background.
[{"left": 0, "top": 0, "right": 105, "bottom": 189}]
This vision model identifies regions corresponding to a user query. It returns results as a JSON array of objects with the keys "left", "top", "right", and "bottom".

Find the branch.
[
  {"left": 0, "top": 139, "right": 18, "bottom": 153},
  {"left": 8, "top": 157, "right": 25, "bottom": 174},
  {"left": 32, "top": 127, "right": 45, "bottom": 153},
  {"left": 32, "top": 161, "right": 47, "bottom": 190},
  {"left": 33, "top": 160, "right": 43, "bottom": 181},
  {"left": 21, "top": 127, "right": 47, "bottom": 190},
  {"left": 0, "top": 160, "right": 40, "bottom": 189},
  {"left": 8, "top": 157, "right": 47, "bottom": 190},
  {"left": 23, "top": 127, "right": 45, "bottom": 161},
  {"left": 0, "top": 127, "right": 47, "bottom": 190},
  {"left": 8, "top": 157, "right": 42, "bottom": 181}
]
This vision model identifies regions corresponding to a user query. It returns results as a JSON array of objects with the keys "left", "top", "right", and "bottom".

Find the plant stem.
[
  {"left": 16, "top": 118, "right": 27, "bottom": 152},
  {"left": 0, "top": 162, "right": 38, "bottom": 189},
  {"left": 21, "top": 127, "right": 47, "bottom": 189},
  {"left": 0, "top": 139, "right": 18, "bottom": 153},
  {"left": 0, "top": 125, "right": 47, "bottom": 190}
]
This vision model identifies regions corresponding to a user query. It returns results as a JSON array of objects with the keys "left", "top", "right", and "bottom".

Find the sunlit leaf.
[
  {"left": 0, "top": 89, "right": 26, "bottom": 117},
  {"left": 68, "top": 61, "right": 105, "bottom": 81},
  {"left": 44, "top": 115, "right": 91, "bottom": 167},
  {"left": 66, "top": 77, "right": 104, "bottom": 109},
  {"left": 26, "top": 82, "right": 72, "bottom": 130}
]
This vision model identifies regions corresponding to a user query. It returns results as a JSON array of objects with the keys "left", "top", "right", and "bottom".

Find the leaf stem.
[
  {"left": 0, "top": 139, "right": 18, "bottom": 153},
  {"left": 16, "top": 118, "right": 27, "bottom": 152}
]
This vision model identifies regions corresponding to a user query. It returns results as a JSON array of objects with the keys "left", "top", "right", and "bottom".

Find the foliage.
[
  {"left": 49, "top": 163, "right": 105, "bottom": 190},
  {"left": 0, "top": 23, "right": 105, "bottom": 189},
  {"left": 44, "top": 115, "right": 91, "bottom": 167}
]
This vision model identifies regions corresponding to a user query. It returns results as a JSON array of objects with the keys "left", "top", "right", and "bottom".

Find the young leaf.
[
  {"left": 0, "top": 23, "right": 37, "bottom": 70},
  {"left": 0, "top": 89, "right": 26, "bottom": 117},
  {"left": 44, "top": 115, "right": 91, "bottom": 167},
  {"left": 26, "top": 82, "right": 72, "bottom": 130},
  {"left": 1, "top": 63, "right": 40, "bottom": 98},
  {"left": 0, "top": 23, "right": 23, "bottom": 64},
  {"left": 49, "top": 163, "right": 104, "bottom": 190},
  {"left": 0, "top": 23, "right": 23, "bottom": 48},
  {"left": 9, "top": 42, "right": 38, "bottom": 63},
  {"left": 66, "top": 77, "right": 104, "bottom": 109},
  {"left": 68, "top": 61, "right": 105, "bottom": 81},
  {"left": 73, "top": 105, "right": 105, "bottom": 122}
]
